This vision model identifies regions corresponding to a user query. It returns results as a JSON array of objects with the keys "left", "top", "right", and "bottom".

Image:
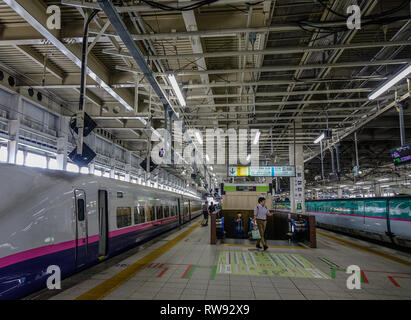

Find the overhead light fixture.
[
  {"left": 167, "top": 72, "right": 186, "bottom": 107},
  {"left": 314, "top": 132, "right": 325, "bottom": 144},
  {"left": 253, "top": 131, "right": 261, "bottom": 145},
  {"left": 246, "top": 154, "right": 251, "bottom": 162},
  {"left": 369, "top": 63, "right": 411, "bottom": 100},
  {"left": 378, "top": 178, "right": 389, "bottom": 182},
  {"left": 195, "top": 131, "right": 203, "bottom": 145},
  {"left": 205, "top": 154, "right": 210, "bottom": 162},
  {"left": 210, "top": 166, "right": 213, "bottom": 171}
]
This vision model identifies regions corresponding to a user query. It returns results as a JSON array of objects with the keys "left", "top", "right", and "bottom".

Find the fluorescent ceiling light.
[
  {"left": 369, "top": 63, "right": 411, "bottom": 100},
  {"left": 205, "top": 154, "right": 210, "bottom": 162},
  {"left": 246, "top": 154, "right": 251, "bottom": 162},
  {"left": 195, "top": 131, "right": 203, "bottom": 145},
  {"left": 167, "top": 72, "right": 186, "bottom": 107},
  {"left": 314, "top": 132, "right": 325, "bottom": 144},
  {"left": 378, "top": 178, "right": 389, "bottom": 182},
  {"left": 253, "top": 131, "right": 261, "bottom": 145},
  {"left": 210, "top": 166, "right": 213, "bottom": 171}
]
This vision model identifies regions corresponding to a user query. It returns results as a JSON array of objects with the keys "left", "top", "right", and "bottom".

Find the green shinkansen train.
[{"left": 274, "top": 197, "right": 411, "bottom": 248}]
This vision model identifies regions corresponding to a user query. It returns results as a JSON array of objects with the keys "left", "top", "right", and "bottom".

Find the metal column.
[
  {"left": 320, "top": 141, "right": 324, "bottom": 181},
  {"left": 335, "top": 143, "right": 341, "bottom": 173},
  {"left": 330, "top": 146, "right": 335, "bottom": 174},
  {"left": 354, "top": 131, "right": 359, "bottom": 168},
  {"left": 398, "top": 102, "right": 406, "bottom": 146}
]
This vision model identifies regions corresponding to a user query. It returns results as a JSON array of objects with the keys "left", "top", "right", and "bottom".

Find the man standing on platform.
[{"left": 253, "top": 197, "right": 273, "bottom": 251}]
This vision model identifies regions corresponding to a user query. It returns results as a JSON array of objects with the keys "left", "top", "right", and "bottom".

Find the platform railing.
[
  {"left": 210, "top": 209, "right": 221, "bottom": 245},
  {"left": 214, "top": 209, "right": 316, "bottom": 248}
]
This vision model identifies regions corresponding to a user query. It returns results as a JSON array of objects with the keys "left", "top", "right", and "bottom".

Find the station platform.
[{"left": 26, "top": 217, "right": 411, "bottom": 300}]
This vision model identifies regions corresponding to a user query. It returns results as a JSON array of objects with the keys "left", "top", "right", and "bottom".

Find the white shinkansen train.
[{"left": 0, "top": 163, "right": 203, "bottom": 299}]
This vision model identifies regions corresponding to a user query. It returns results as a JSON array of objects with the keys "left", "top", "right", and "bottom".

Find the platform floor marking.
[
  {"left": 75, "top": 221, "right": 201, "bottom": 300},
  {"left": 217, "top": 251, "right": 329, "bottom": 279},
  {"left": 317, "top": 231, "right": 411, "bottom": 268}
]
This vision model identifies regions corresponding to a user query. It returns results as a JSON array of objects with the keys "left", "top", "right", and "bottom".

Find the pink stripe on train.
[
  {"left": 0, "top": 216, "right": 179, "bottom": 269},
  {"left": 306, "top": 210, "right": 411, "bottom": 221}
]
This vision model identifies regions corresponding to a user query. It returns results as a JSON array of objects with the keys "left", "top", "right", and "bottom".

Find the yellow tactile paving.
[
  {"left": 317, "top": 231, "right": 411, "bottom": 268},
  {"left": 75, "top": 221, "right": 201, "bottom": 300}
]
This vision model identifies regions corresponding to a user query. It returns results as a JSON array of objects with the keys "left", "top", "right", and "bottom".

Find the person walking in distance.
[
  {"left": 202, "top": 201, "right": 209, "bottom": 226},
  {"left": 253, "top": 197, "right": 273, "bottom": 251}
]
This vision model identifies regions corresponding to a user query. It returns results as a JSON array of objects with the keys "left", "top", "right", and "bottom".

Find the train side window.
[
  {"left": 164, "top": 206, "right": 170, "bottom": 218},
  {"left": 140, "top": 206, "right": 146, "bottom": 223},
  {"left": 117, "top": 207, "right": 132, "bottom": 228},
  {"left": 157, "top": 206, "right": 164, "bottom": 219},
  {"left": 77, "top": 199, "right": 85, "bottom": 221},
  {"left": 134, "top": 206, "right": 146, "bottom": 224},
  {"left": 148, "top": 206, "right": 155, "bottom": 221}
]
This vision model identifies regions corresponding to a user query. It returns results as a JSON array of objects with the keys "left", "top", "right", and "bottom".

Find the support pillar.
[
  {"left": 7, "top": 120, "right": 19, "bottom": 164},
  {"left": 398, "top": 102, "right": 406, "bottom": 146},
  {"left": 138, "top": 167, "right": 143, "bottom": 184},
  {"left": 88, "top": 133, "right": 96, "bottom": 175},
  {"left": 125, "top": 150, "right": 131, "bottom": 182},
  {"left": 110, "top": 144, "right": 115, "bottom": 179},
  {"left": 289, "top": 120, "right": 305, "bottom": 214},
  {"left": 46, "top": 155, "right": 50, "bottom": 169},
  {"left": 7, "top": 94, "right": 22, "bottom": 164},
  {"left": 23, "top": 150, "right": 28, "bottom": 166},
  {"left": 375, "top": 183, "right": 381, "bottom": 197},
  {"left": 56, "top": 116, "right": 69, "bottom": 171},
  {"left": 330, "top": 146, "right": 335, "bottom": 174}
]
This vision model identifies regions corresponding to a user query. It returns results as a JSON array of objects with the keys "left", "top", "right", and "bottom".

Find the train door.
[
  {"left": 189, "top": 200, "right": 192, "bottom": 221},
  {"left": 98, "top": 190, "right": 109, "bottom": 258},
  {"left": 74, "top": 189, "right": 88, "bottom": 267}
]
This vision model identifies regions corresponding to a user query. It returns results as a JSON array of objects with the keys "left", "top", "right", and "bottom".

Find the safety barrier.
[{"left": 216, "top": 209, "right": 316, "bottom": 248}]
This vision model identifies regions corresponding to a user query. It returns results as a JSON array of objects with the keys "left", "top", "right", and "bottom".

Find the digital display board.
[
  {"left": 236, "top": 186, "right": 257, "bottom": 192},
  {"left": 228, "top": 166, "right": 295, "bottom": 177},
  {"left": 391, "top": 143, "right": 411, "bottom": 166}
]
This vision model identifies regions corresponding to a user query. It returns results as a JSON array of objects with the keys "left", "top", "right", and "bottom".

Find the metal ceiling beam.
[
  {"left": 18, "top": 76, "right": 387, "bottom": 91},
  {"left": 181, "top": 4, "right": 215, "bottom": 109},
  {"left": 272, "top": 0, "right": 378, "bottom": 143},
  {"left": 185, "top": 114, "right": 365, "bottom": 121},
  {"left": 63, "top": 0, "right": 267, "bottom": 12},
  {"left": 103, "top": 39, "right": 411, "bottom": 61},
  {"left": 186, "top": 88, "right": 373, "bottom": 99},
  {"left": 3, "top": 0, "right": 134, "bottom": 111},
  {"left": 13, "top": 45, "right": 65, "bottom": 80},
  {"left": 178, "top": 98, "right": 382, "bottom": 108},
  {"left": 83, "top": 21, "right": 410, "bottom": 40},
  {"left": 304, "top": 91, "right": 411, "bottom": 163},
  {"left": 96, "top": 0, "right": 201, "bottom": 168},
  {"left": 117, "top": 58, "right": 410, "bottom": 76},
  {"left": 96, "top": 0, "right": 175, "bottom": 116}
]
